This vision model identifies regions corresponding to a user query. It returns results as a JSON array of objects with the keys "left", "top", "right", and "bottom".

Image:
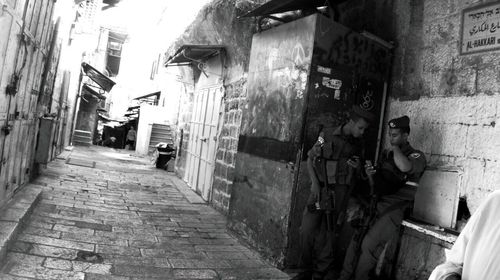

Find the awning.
[
  {"left": 133, "top": 91, "right": 160, "bottom": 100},
  {"left": 240, "top": 0, "right": 349, "bottom": 17},
  {"left": 165, "top": 45, "right": 225, "bottom": 67},
  {"left": 81, "top": 62, "right": 116, "bottom": 92},
  {"left": 102, "top": 0, "right": 121, "bottom": 10},
  {"left": 127, "top": 105, "right": 140, "bottom": 111},
  {"left": 98, "top": 113, "right": 113, "bottom": 121},
  {"left": 133, "top": 91, "right": 160, "bottom": 106},
  {"left": 82, "top": 84, "right": 106, "bottom": 100}
]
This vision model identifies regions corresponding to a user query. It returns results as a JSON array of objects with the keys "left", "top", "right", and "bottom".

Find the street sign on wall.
[{"left": 461, "top": 1, "right": 500, "bottom": 55}]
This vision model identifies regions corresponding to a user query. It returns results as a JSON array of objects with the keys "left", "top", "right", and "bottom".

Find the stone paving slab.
[
  {"left": 0, "top": 186, "right": 42, "bottom": 265},
  {"left": 0, "top": 146, "right": 290, "bottom": 279}
]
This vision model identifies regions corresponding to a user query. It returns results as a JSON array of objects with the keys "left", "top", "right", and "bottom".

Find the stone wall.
[
  {"left": 168, "top": 0, "right": 263, "bottom": 212},
  {"left": 337, "top": 0, "right": 500, "bottom": 216},
  {"left": 212, "top": 79, "right": 245, "bottom": 213},
  {"left": 387, "top": 0, "right": 500, "bottom": 214},
  {"left": 337, "top": 0, "right": 500, "bottom": 278}
]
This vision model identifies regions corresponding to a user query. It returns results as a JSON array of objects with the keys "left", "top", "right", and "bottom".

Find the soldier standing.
[
  {"left": 293, "top": 107, "right": 375, "bottom": 280},
  {"left": 339, "top": 115, "right": 426, "bottom": 280}
]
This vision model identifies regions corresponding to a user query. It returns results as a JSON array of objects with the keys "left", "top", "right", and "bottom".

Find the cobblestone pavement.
[{"left": 0, "top": 146, "right": 290, "bottom": 280}]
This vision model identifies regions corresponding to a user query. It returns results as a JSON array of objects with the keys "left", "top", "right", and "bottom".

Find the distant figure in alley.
[{"left": 126, "top": 126, "right": 136, "bottom": 150}]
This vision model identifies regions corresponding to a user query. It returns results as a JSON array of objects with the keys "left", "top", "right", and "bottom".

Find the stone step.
[
  {"left": 0, "top": 186, "right": 42, "bottom": 263},
  {"left": 73, "top": 130, "right": 91, "bottom": 137},
  {"left": 73, "top": 134, "right": 91, "bottom": 140},
  {"left": 73, "top": 140, "right": 91, "bottom": 147},
  {"left": 72, "top": 135, "right": 92, "bottom": 143}
]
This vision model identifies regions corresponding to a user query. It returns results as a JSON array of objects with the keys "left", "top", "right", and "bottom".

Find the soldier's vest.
[
  {"left": 379, "top": 147, "right": 422, "bottom": 201},
  {"left": 314, "top": 135, "right": 358, "bottom": 186}
]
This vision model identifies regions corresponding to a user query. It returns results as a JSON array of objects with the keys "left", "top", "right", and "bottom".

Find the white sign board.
[
  {"left": 413, "top": 169, "right": 461, "bottom": 229},
  {"left": 461, "top": 2, "right": 500, "bottom": 54}
]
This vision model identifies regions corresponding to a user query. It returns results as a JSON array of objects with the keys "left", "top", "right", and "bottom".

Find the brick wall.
[{"left": 211, "top": 79, "right": 246, "bottom": 213}]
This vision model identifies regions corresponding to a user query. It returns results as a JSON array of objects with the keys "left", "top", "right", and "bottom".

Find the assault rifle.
[{"left": 346, "top": 160, "right": 379, "bottom": 280}]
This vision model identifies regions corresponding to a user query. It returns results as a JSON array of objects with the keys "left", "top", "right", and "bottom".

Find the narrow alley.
[
  {"left": 2, "top": 0, "right": 500, "bottom": 279},
  {"left": 0, "top": 146, "right": 289, "bottom": 280}
]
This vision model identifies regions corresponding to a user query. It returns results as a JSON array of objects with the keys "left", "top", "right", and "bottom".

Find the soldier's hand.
[
  {"left": 365, "top": 163, "right": 376, "bottom": 176},
  {"left": 347, "top": 156, "right": 360, "bottom": 169}
]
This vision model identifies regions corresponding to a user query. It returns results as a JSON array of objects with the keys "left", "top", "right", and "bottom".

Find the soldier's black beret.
[{"left": 388, "top": 116, "right": 410, "bottom": 129}]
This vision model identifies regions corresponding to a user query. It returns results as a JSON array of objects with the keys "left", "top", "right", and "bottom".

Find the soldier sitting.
[{"left": 338, "top": 116, "right": 426, "bottom": 280}]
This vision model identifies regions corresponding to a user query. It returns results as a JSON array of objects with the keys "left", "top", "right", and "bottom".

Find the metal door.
[
  {"left": 185, "top": 86, "right": 222, "bottom": 201},
  {"left": 228, "top": 15, "right": 316, "bottom": 265}
]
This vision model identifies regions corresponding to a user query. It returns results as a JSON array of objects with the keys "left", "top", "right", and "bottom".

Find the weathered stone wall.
[
  {"left": 337, "top": 0, "right": 500, "bottom": 220},
  {"left": 212, "top": 79, "right": 245, "bottom": 213},
  {"left": 168, "top": 0, "right": 264, "bottom": 213},
  {"left": 336, "top": 0, "right": 500, "bottom": 278},
  {"left": 387, "top": 0, "right": 500, "bottom": 214}
]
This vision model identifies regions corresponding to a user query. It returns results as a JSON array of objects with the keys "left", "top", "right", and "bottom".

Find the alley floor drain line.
[
  {"left": 75, "top": 251, "right": 104, "bottom": 263},
  {"left": 66, "top": 158, "right": 96, "bottom": 168}
]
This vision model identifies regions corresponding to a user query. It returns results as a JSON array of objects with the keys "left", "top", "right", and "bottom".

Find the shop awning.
[
  {"left": 81, "top": 62, "right": 116, "bottom": 92},
  {"left": 133, "top": 91, "right": 160, "bottom": 100},
  {"left": 133, "top": 91, "right": 160, "bottom": 106},
  {"left": 240, "top": 0, "right": 349, "bottom": 17},
  {"left": 82, "top": 84, "right": 106, "bottom": 100},
  {"left": 165, "top": 45, "right": 225, "bottom": 67},
  {"left": 98, "top": 113, "right": 113, "bottom": 121},
  {"left": 98, "top": 113, "right": 127, "bottom": 122},
  {"left": 127, "top": 105, "right": 140, "bottom": 111}
]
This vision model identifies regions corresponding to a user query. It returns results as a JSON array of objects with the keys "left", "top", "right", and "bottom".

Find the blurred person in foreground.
[{"left": 429, "top": 190, "right": 500, "bottom": 280}]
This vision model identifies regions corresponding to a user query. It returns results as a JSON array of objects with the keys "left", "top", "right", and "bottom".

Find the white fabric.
[{"left": 429, "top": 190, "right": 500, "bottom": 280}]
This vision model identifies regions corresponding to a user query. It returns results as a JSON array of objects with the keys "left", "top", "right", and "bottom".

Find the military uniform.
[
  {"left": 298, "top": 124, "right": 364, "bottom": 279},
  {"left": 339, "top": 116, "right": 426, "bottom": 280}
]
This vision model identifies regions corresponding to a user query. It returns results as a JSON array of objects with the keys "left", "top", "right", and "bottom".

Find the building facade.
[{"left": 156, "top": 0, "right": 500, "bottom": 278}]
